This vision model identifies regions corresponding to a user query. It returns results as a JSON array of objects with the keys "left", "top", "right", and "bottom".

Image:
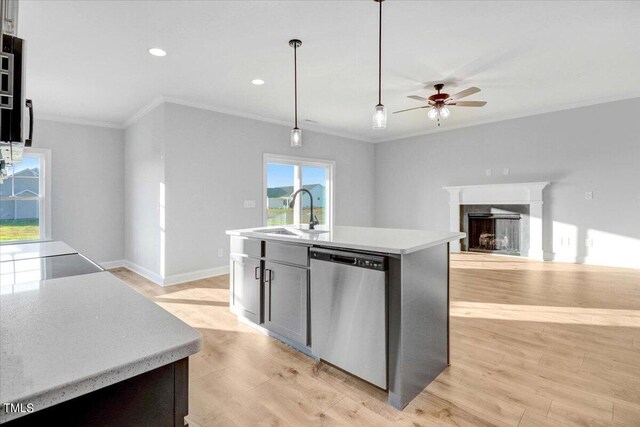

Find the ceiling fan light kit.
[
  {"left": 289, "top": 39, "right": 303, "bottom": 147},
  {"left": 394, "top": 83, "right": 487, "bottom": 126}
]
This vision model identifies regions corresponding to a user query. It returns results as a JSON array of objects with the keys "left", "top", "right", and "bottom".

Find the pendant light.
[
  {"left": 372, "top": 0, "right": 386, "bottom": 129},
  {"left": 289, "top": 39, "right": 303, "bottom": 147}
]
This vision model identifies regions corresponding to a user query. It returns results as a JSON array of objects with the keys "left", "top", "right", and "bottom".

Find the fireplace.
[
  {"left": 443, "top": 182, "right": 549, "bottom": 259},
  {"left": 467, "top": 213, "right": 521, "bottom": 255}
]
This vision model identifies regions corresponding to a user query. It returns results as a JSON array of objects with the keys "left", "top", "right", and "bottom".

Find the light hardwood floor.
[{"left": 110, "top": 253, "right": 640, "bottom": 426}]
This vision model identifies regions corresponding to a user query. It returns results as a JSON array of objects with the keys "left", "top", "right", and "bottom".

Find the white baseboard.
[
  {"left": 582, "top": 256, "right": 640, "bottom": 270},
  {"left": 548, "top": 253, "right": 578, "bottom": 264},
  {"left": 97, "top": 259, "right": 126, "bottom": 269},
  {"left": 538, "top": 252, "right": 639, "bottom": 269},
  {"left": 121, "top": 260, "right": 165, "bottom": 286},
  {"left": 108, "top": 260, "right": 229, "bottom": 287},
  {"left": 162, "top": 265, "right": 230, "bottom": 286}
]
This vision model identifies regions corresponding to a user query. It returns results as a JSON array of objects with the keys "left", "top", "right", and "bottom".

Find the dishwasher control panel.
[{"left": 310, "top": 248, "right": 388, "bottom": 271}]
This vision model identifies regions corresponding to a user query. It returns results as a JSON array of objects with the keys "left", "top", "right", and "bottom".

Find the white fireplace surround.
[{"left": 443, "top": 182, "right": 549, "bottom": 260}]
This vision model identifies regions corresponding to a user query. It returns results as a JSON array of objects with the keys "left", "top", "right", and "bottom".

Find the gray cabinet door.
[
  {"left": 264, "top": 261, "right": 308, "bottom": 346},
  {"left": 230, "top": 255, "right": 262, "bottom": 324}
]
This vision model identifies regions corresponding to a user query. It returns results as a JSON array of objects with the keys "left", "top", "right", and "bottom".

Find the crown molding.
[
  {"left": 37, "top": 114, "right": 123, "bottom": 129},
  {"left": 158, "top": 96, "right": 373, "bottom": 143},
  {"left": 122, "top": 96, "right": 165, "bottom": 128},
  {"left": 36, "top": 93, "right": 640, "bottom": 143}
]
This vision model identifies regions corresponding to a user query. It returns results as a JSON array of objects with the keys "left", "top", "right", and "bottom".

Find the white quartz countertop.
[
  {"left": 0, "top": 241, "right": 77, "bottom": 262},
  {"left": 0, "top": 271, "right": 202, "bottom": 423},
  {"left": 226, "top": 225, "right": 465, "bottom": 255}
]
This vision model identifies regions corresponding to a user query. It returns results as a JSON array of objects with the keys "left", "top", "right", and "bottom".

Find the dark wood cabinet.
[{"left": 4, "top": 359, "right": 189, "bottom": 427}]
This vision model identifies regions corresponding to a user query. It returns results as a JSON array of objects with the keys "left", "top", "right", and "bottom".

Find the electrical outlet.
[
  {"left": 585, "top": 191, "right": 593, "bottom": 200},
  {"left": 244, "top": 200, "right": 256, "bottom": 208},
  {"left": 217, "top": 248, "right": 224, "bottom": 257},
  {"left": 585, "top": 238, "right": 593, "bottom": 247},
  {"left": 485, "top": 169, "right": 492, "bottom": 177},
  {"left": 503, "top": 168, "right": 510, "bottom": 175}
]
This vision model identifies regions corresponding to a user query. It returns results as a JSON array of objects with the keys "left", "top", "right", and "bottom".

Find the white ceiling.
[{"left": 19, "top": 0, "right": 640, "bottom": 142}]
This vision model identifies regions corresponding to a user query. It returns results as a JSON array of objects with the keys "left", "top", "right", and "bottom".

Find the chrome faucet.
[{"left": 288, "top": 188, "right": 319, "bottom": 230}]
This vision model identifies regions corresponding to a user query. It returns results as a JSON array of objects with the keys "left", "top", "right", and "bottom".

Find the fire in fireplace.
[{"left": 467, "top": 213, "right": 521, "bottom": 255}]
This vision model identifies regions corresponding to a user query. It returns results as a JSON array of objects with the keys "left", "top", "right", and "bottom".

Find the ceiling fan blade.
[
  {"left": 392, "top": 106, "right": 430, "bottom": 114},
  {"left": 449, "top": 87, "right": 481, "bottom": 100},
  {"left": 407, "top": 95, "right": 429, "bottom": 102},
  {"left": 448, "top": 101, "right": 487, "bottom": 107}
]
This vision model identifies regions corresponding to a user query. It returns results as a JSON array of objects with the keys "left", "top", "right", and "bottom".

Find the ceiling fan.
[{"left": 393, "top": 83, "right": 487, "bottom": 126}]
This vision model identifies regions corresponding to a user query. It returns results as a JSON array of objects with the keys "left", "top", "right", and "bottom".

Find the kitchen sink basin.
[
  {"left": 254, "top": 228, "right": 298, "bottom": 236},
  {"left": 253, "top": 227, "right": 329, "bottom": 236},
  {"left": 294, "top": 229, "right": 329, "bottom": 234}
]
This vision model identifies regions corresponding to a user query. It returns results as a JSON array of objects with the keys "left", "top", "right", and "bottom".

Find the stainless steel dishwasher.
[{"left": 310, "top": 247, "right": 387, "bottom": 389}]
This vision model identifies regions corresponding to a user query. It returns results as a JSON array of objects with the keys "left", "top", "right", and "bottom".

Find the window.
[
  {"left": 263, "top": 154, "right": 334, "bottom": 228},
  {"left": 0, "top": 149, "right": 51, "bottom": 242}
]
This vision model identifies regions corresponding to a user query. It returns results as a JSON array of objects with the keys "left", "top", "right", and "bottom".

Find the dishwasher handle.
[{"left": 330, "top": 254, "right": 357, "bottom": 265}]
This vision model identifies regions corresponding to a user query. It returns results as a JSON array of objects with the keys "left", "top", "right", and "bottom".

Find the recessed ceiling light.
[
  {"left": 251, "top": 79, "right": 265, "bottom": 85},
  {"left": 148, "top": 48, "right": 167, "bottom": 57}
]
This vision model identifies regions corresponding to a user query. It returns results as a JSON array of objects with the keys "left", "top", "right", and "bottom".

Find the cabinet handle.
[
  {"left": 265, "top": 268, "right": 272, "bottom": 321},
  {"left": 254, "top": 266, "right": 260, "bottom": 280},
  {"left": 25, "top": 99, "right": 34, "bottom": 147}
]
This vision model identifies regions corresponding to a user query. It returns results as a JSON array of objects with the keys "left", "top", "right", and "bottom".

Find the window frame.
[
  {"left": 262, "top": 153, "right": 335, "bottom": 229},
  {"left": 0, "top": 147, "right": 52, "bottom": 243}
]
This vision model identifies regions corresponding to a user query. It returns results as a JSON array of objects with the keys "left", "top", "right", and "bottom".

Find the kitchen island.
[
  {"left": 0, "top": 243, "right": 201, "bottom": 426},
  {"left": 226, "top": 225, "right": 464, "bottom": 409}
]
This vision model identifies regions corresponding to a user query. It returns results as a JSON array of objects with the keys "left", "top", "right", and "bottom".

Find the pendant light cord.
[
  {"left": 378, "top": 0, "right": 382, "bottom": 106},
  {"left": 294, "top": 44, "right": 298, "bottom": 128}
]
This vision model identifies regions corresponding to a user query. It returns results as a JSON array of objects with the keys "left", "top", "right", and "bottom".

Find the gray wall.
[
  {"left": 124, "top": 104, "right": 166, "bottom": 278},
  {"left": 34, "top": 119, "right": 125, "bottom": 263},
  {"left": 36, "top": 96, "right": 639, "bottom": 278},
  {"left": 163, "top": 103, "right": 376, "bottom": 277},
  {"left": 374, "top": 98, "right": 640, "bottom": 269}
]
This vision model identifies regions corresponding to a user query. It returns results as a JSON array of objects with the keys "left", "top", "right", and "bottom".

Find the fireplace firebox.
[{"left": 467, "top": 213, "right": 521, "bottom": 255}]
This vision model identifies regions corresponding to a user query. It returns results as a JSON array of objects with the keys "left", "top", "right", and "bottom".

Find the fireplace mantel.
[{"left": 443, "top": 182, "right": 549, "bottom": 259}]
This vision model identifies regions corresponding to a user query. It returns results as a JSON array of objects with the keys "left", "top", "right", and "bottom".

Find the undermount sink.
[
  {"left": 294, "top": 228, "right": 329, "bottom": 234},
  {"left": 253, "top": 227, "right": 330, "bottom": 236},
  {"left": 254, "top": 228, "right": 298, "bottom": 236}
]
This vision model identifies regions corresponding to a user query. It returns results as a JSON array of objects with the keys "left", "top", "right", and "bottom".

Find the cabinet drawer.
[
  {"left": 230, "top": 236, "right": 263, "bottom": 258},
  {"left": 265, "top": 241, "right": 309, "bottom": 267}
]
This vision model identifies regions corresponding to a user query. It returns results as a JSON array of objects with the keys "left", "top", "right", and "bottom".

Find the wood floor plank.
[
  {"left": 311, "top": 362, "right": 403, "bottom": 423},
  {"left": 427, "top": 376, "right": 525, "bottom": 426},
  {"left": 110, "top": 252, "right": 640, "bottom": 427},
  {"left": 547, "top": 400, "right": 616, "bottom": 427},
  {"left": 436, "top": 363, "right": 552, "bottom": 418},
  {"left": 613, "top": 400, "right": 640, "bottom": 426},
  {"left": 518, "top": 411, "right": 566, "bottom": 427},
  {"left": 403, "top": 391, "right": 507, "bottom": 427},
  {"left": 246, "top": 379, "right": 339, "bottom": 426},
  {"left": 321, "top": 396, "right": 394, "bottom": 426}
]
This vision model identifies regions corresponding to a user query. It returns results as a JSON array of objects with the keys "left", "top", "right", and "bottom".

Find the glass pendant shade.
[
  {"left": 289, "top": 39, "right": 303, "bottom": 147},
  {"left": 372, "top": 104, "right": 387, "bottom": 129},
  {"left": 291, "top": 127, "right": 302, "bottom": 147},
  {"left": 428, "top": 105, "right": 451, "bottom": 120}
]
